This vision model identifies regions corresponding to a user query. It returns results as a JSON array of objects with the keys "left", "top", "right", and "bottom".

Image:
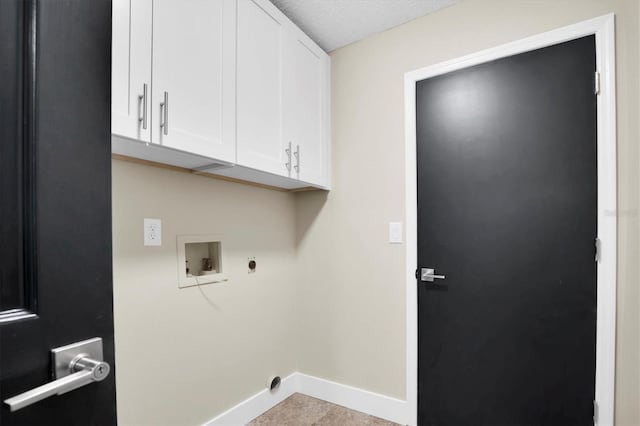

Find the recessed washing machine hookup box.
[{"left": 176, "top": 234, "right": 228, "bottom": 288}]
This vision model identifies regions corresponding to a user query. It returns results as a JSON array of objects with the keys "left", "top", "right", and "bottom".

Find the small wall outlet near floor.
[{"left": 144, "top": 218, "right": 162, "bottom": 246}]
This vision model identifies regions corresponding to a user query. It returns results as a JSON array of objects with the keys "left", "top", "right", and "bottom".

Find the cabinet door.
[
  {"left": 237, "top": 0, "right": 288, "bottom": 176},
  {"left": 112, "top": 0, "right": 152, "bottom": 142},
  {"left": 283, "top": 32, "right": 329, "bottom": 187},
  {"left": 151, "top": 0, "right": 235, "bottom": 162}
]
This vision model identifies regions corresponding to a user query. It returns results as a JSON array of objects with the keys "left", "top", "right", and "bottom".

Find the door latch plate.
[
  {"left": 51, "top": 337, "right": 104, "bottom": 380},
  {"left": 421, "top": 268, "right": 435, "bottom": 282}
]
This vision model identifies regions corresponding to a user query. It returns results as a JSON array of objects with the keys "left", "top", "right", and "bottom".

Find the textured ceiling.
[{"left": 268, "top": 0, "right": 458, "bottom": 52}]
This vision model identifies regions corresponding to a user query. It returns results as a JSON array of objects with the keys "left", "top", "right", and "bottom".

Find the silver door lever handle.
[
  {"left": 421, "top": 268, "right": 446, "bottom": 282},
  {"left": 4, "top": 338, "right": 110, "bottom": 412}
]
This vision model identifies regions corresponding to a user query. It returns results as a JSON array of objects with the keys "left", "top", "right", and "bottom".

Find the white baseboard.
[
  {"left": 296, "top": 373, "right": 408, "bottom": 425},
  {"left": 204, "top": 373, "right": 298, "bottom": 426},
  {"left": 202, "top": 372, "right": 409, "bottom": 426}
]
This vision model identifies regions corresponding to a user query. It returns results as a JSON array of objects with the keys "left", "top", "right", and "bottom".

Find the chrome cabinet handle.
[
  {"left": 285, "top": 142, "right": 292, "bottom": 173},
  {"left": 421, "top": 268, "right": 445, "bottom": 282},
  {"left": 138, "top": 83, "right": 148, "bottom": 130},
  {"left": 293, "top": 144, "right": 300, "bottom": 175},
  {"left": 160, "top": 91, "right": 169, "bottom": 135},
  {"left": 4, "top": 338, "right": 110, "bottom": 412}
]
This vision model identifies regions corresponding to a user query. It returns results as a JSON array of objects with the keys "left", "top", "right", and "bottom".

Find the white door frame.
[{"left": 404, "top": 14, "right": 617, "bottom": 426}]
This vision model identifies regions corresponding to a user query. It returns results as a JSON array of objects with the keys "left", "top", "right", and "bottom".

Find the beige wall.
[
  {"left": 296, "top": 0, "right": 639, "bottom": 425},
  {"left": 112, "top": 160, "right": 299, "bottom": 425}
]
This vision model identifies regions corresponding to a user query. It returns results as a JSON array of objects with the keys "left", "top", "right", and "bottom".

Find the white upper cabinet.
[
  {"left": 112, "top": 0, "right": 152, "bottom": 143},
  {"left": 236, "top": 0, "right": 330, "bottom": 187},
  {"left": 236, "top": 0, "right": 287, "bottom": 177},
  {"left": 111, "top": 0, "right": 330, "bottom": 189},
  {"left": 283, "top": 30, "right": 330, "bottom": 187},
  {"left": 151, "top": 0, "right": 236, "bottom": 162}
]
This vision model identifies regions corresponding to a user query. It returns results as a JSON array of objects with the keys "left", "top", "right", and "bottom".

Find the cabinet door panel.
[
  {"left": 237, "top": 0, "right": 287, "bottom": 176},
  {"left": 112, "top": 0, "right": 152, "bottom": 142},
  {"left": 284, "top": 34, "right": 328, "bottom": 186},
  {"left": 151, "top": 0, "right": 235, "bottom": 162}
]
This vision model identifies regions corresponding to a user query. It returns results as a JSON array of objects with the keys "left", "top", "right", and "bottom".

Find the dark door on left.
[{"left": 0, "top": 1, "right": 116, "bottom": 425}]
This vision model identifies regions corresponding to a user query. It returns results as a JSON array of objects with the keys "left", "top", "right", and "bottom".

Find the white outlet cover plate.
[
  {"left": 144, "top": 218, "right": 162, "bottom": 246},
  {"left": 389, "top": 222, "right": 403, "bottom": 244}
]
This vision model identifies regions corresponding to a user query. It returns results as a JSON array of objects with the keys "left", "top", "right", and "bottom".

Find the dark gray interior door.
[
  {"left": 416, "top": 36, "right": 597, "bottom": 426},
  {"left": 0, "top": 1, "right": 116, "bottom": 424}
]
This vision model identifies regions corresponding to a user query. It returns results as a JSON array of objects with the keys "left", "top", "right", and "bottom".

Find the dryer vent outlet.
[{"left": 267, "top": 375, "right": 281, "bottom": 392}]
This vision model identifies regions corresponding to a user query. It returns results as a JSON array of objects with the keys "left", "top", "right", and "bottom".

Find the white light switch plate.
[
  {"left": 389, "top": 222, "right": 403, "bottom": 244},
  {"left": 144, "top": 218, "right": 162, "bottom": 246}
]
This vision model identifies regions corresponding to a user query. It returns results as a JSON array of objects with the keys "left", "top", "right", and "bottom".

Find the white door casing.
[{"left": 404, "top": 14, "right": 616, "bottom": 426}]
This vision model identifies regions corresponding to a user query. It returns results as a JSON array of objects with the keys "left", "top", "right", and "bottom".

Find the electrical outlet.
[
  {"left": 248, "top": 257, "right": 256, "bottom": 273},
  {"left": 144, "top": 218, "right": 161, "bottom": 246}
]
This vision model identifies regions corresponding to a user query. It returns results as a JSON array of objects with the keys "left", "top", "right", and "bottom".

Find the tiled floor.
[{"left": 247, "top": 393, "right": 401, "bottom": 426}]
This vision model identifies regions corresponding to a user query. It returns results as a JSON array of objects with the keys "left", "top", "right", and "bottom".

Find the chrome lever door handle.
[
  {"left": 4, "top": 356, "right": 110, "bottom": 412},
  {"left": 3, "top": 338, "right": 110, "bottom": 412},
  {"left": 421, "top": 268, "right": 445, "bottom": 282}
]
